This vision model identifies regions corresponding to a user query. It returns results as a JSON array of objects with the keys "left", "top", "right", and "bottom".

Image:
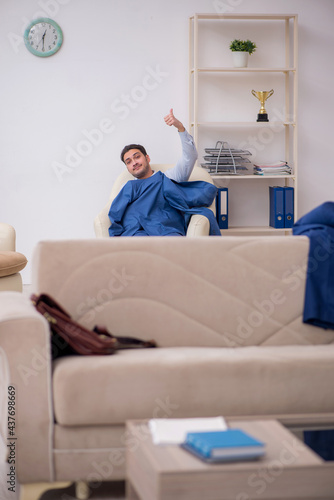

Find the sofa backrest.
[{"left": 31, "top": 236, "right": 334, "bottom": 348}]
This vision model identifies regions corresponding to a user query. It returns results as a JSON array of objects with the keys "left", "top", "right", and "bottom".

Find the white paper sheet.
[{"left": 148, "top": 416, "right": 227, "bottom": 445}]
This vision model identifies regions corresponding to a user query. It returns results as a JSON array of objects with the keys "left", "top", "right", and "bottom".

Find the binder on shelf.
[
  {"left": 216, "top": 188, "right": 228, "bottom": 229},
  {"left": 269, "top": 186, "right": 284, "bottom": 228},
  {"left": 283, "top": 186, "right": 294, "bottom": 228}
]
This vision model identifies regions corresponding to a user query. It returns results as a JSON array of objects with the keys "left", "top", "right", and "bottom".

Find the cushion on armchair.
[{"left": 0, "top": 251, "right": 27, "bottom": 277}]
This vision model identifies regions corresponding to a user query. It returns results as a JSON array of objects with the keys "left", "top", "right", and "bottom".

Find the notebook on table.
[{"left": 181, "top": 428, "right": 266, "bottom": 463}]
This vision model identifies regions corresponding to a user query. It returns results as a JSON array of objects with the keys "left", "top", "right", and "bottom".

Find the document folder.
[
  {"left": 269, "top": 186, "right": 284, "bottom": 228},
  {"left": 216, "top": 188, "right": 228, "bottom": 229},
  {"left": 283, "top": 187, "right": 294, "bottom": 228}
]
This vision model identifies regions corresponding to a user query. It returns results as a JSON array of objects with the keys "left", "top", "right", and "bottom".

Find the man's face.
[{"left": 124, "top": 149, "right": 152, "bottom": 179}]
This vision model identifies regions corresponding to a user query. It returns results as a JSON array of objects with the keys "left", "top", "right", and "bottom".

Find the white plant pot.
[{"left": 232, "top": 51, "right": 249, "bottom": 68}]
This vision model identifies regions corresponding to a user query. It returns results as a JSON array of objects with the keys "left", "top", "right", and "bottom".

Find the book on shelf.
[{"left": 180, "top": 428, "right": 266, "bottom": 463}]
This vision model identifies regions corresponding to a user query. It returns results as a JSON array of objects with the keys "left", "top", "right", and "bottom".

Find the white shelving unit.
[{"left": 189, "top": 13, "right": 298, "bottom": 234}]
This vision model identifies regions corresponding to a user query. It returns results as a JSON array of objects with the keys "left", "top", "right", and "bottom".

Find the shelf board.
[
  {"left": 210, "top": 174, "right": 295, "bottom": 180},
  {"left": 221, "top": 226, "right": 293, "bottom": 234},
  {"left": 191, "top": 121, "right": 295, "bottom": 127},
  {"left": 191, "top": 14, "right": 297, "bottom": 21},
  {"left": 191, "top": 67, "right": 296, "bottom": 73}
]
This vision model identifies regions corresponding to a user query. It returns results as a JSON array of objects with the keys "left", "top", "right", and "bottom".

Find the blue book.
[{"left": 181, "top": 429, "right": 265, "bottom": 463}]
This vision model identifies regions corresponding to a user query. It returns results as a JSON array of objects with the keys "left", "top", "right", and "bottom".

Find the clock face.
[{"left": 24, "top": 18, "right": 63, "bottom": 57}]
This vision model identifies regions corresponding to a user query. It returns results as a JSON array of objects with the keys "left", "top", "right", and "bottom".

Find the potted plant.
[{"left": 229, "top": 39, "right": 257, "bottom": 68}]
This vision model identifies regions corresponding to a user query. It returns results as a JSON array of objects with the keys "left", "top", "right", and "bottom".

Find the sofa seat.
[{"left": 53, "top": 344, "right": 334, "bottom": 427}]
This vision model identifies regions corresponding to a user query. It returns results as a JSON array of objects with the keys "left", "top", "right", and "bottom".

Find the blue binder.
[
  {"left": 283, "top": 187, "right": 294, "bottom": 228},
  {"left": 269, "top": 186, "right": 284, "bottom": 228},
  {"left": 216, "top": 188, "right": 228, "bottom": 229}
]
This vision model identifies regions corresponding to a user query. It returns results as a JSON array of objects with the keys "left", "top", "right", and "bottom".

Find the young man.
[
  {"left": 121, "top": 108, "right": 197, "bottom": 182},
  {"left": 108, "top": 109, "right": 220, "bottom": 237}
]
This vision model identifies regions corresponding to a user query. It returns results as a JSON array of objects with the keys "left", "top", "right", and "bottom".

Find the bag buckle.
[{"left": 44, "top": 312, "right": 57, "bottom": 325}]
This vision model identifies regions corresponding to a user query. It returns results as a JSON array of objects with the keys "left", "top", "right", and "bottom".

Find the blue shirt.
[{"left": 108, "top": 171, "right": 220, "bottom": 237}]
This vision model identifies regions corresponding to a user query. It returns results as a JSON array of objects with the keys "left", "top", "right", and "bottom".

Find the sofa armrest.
[
  {"left": 186, "top": 214, "right": 211, "bottom": 237},
  {"left": 0, "top": 292, "right": 54, "bottom": 483},
  {"left": 0, "top": 223, "right": 16, "bottom": 252}
]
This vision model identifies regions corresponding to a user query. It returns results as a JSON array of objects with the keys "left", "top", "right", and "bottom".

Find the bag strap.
[{"left": 93, "top": 326, "right": 156, "bottom": 349}]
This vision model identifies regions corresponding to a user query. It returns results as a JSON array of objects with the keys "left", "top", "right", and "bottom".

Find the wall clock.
[{"left": 24, "top": 18, "right": 63, "bottom": 57}]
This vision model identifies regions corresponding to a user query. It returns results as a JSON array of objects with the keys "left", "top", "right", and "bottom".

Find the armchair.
[
  {"left": 0, "top": 223, "right": 27, "bottom": 292},
  {"left": 94, "top": 165, "right": 216, "bottom": 238}
]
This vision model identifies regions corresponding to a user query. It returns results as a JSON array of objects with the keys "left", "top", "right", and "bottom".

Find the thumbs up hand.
[{"left": 164, "top": 108, "right": 185, "bottom": 132}]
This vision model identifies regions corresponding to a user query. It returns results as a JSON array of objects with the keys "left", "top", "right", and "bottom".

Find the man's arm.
[{"left": 163, "top": 109, "right": 198, "bottom": 182}]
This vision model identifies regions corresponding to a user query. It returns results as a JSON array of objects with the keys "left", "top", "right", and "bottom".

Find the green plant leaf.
[{"left": 229, "top": 39, "right": 257, "bottom": 54}]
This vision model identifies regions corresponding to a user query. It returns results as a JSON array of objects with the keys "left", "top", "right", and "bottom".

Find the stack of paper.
[
  {"left": 148, "top": 417, "right": 227, "bottom": 445},
  {"left": 253, "top": 161, "right": 292, "bottom": 175}
]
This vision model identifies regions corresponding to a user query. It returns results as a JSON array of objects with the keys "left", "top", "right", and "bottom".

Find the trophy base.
[{"left": 257, "top": 113, "right": 269, "bottom": 122}]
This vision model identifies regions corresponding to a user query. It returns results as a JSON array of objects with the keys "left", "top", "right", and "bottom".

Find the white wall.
[{"left": 1, "top": 0, "right": 333, "bottom": 283}]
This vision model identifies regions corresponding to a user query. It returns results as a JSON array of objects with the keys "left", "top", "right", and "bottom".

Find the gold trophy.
[{"left": 251, "top": 89, "right": 274, "bottom": 122}]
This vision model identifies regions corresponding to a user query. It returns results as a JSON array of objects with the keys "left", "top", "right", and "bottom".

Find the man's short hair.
[{"left": 121, "top": 144, "right": 147, "bottom": 163}]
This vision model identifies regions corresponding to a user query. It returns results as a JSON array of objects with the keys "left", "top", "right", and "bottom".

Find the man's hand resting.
[{"left": 164, "top": 108, "right": 185, "bottom": 133}]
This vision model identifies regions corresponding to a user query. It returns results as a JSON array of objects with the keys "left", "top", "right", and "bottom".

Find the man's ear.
[{"left": 146, "top": 155, "right": 151, "bottom": 164}]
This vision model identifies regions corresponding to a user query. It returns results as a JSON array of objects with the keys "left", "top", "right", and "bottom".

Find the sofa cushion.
[
  {"left": 52, "top": 345, "right": 334, "bottom": 426},
  {"left": 0, "top": 251, "right": 27, "bottom": 277}
]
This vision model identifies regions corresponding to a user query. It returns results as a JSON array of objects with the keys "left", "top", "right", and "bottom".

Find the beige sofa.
[{"left": 1, "top": 235, "right": 334, "bottom": 495}]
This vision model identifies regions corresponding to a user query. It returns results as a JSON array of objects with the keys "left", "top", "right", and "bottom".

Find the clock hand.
[
  {"left": 36, "top": 30, "right": 47, "bottom": 49},
  {"left": 42, "top": 30, "right": 46, "bottom": 49}
]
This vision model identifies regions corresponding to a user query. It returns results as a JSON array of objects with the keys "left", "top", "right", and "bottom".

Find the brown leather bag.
[{"left": 31, "top": 293, "right": 156, "bottom": 358}]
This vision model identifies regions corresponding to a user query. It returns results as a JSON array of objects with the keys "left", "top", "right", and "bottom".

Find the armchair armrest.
[
  {"left": 186, "top": 214, "right": 211, "bottom": 237},
  {"left": 0, "top": 292, "right": 54, "bottom": 483},
  {"left": 94, "top": 204, "right": 111, "bottom": 238},
  {"left": 0, "top": 223, "right": 16, "bottom": 252}
]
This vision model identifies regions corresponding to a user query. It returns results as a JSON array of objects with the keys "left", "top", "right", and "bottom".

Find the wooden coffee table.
[{"left": 125, "top": 419, "right": 334, "bottom": 500}]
